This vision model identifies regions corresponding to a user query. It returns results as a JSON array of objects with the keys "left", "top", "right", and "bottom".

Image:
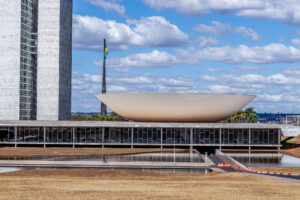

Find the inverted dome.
[{"left": 96, "top": 93, "right": 256, "bottom": 122}]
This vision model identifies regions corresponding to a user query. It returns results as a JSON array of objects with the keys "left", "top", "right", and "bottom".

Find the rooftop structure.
[{"left": 96, "top": 93, "right": 256, "bottom": 122}]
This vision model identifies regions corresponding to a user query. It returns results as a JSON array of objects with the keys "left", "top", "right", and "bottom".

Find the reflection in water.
[
  {"left": 227, "top": 153, "right": 300, "bottom": 167},
  {"left": 129, "top": 168, "right": 210, "bottom": 174},
  {"left": 107, "top": 153, "right": 202, "bottom": 163},
  {"left": 0, "top": 152, "right": 202, "bottom": 163},
  {"left": 0, "top": 167, "right": 20, "bottom": 174}
]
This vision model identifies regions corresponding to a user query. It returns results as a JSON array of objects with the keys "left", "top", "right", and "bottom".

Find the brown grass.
[
  {"left": 249, "top": 167, "right": 300, "bottom": 174},
  {"left": 0, "top": 147, "right": 184, "bottom": 156},
  {"left": 282, "top": 147, "right": 300, "bottom": 158},
  {"left": 0, "top": 169, "right": 299, "bottom": 200}
]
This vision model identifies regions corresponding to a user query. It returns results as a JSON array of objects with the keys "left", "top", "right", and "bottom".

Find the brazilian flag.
[{"left": 104, "top": 42, "right": 108, "bottom": 61}]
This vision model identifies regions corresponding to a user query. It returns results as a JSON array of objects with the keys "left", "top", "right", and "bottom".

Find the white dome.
[{"left": 96, "top": 93, "right": 256, "bottom": 122}]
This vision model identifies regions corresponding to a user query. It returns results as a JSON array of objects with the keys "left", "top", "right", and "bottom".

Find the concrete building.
[
  {"left": 0, "top": 0, "right": 72, "bottom": 121},
  {"left": 0, "top": 121, "right": 286, "bottom": 150}
]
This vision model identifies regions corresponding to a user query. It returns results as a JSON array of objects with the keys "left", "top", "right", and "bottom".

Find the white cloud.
[
  {"left": 195, "top": 21, "right": 231, "bottom": 35},
  {"left": 292, "top": 38, "right": 300, "bottom": 46},
  {"left": 235, "top": 26, "right": 261, "bottom": 41},
  {"left": 86, "top": 0, "right": 126, "bottom": 16},
  {"left": 201, "top": 73, "right": 300, "bottom": 85},
  {"left": 73, "top": 15, "right": 188, "bottom": 51},
  {"left": 195, "top": 21, "right": 261, "bottom": 41},
  {"left": 178, "top": 43, "right": 300, "bottom": 64},
  {"left": 142, "top": 0, "right": 300, "bottom": 25},
  {"left": 72, "top": 72, "right": 195, "bottom": 112},
  {"left": 197, "top": 36, "right": 218, "bottom": 47},
  {"left": 99, "top": 50, "right": 180, "bottom": 68},
  {"left": 207, "top": 67, "right": 222, "bottom": 73},
  {"left": 235, "top": 66, "right": 261, "bottom": 71},
  {"left": 258, "top": 94, "right": 282, "bottom": 102}
]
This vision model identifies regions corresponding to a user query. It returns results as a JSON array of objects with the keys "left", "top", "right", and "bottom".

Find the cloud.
[
  {"left": 235, "top": 66, "right": 261, "bottom": 71},
  {"left": 200, "top": 73, "right": 300, "bottom": 85},
  {"left": 86, "top": 0, "right": 126, "bottom": 16},
  {"left": 292, "top": 38, "right": 300, "bottom": 46},
  {"left": 195, "top": 21, "right": 261, "bottom": 41},
  {"left": 72, "top": 72, "right": 195, "bottom": 112},
  {"left": 207, "top": 67, "right": 222, "bottom": 73},
  {"left": 95, "top": 50, "right": 180, "bottom": 68},
  {"left": 178, "top": 43, "right": 300, "bottom": 64},
  {"left": 197, "top": 36, "right": 218, "bottom": 47},
  {"left": 142, "top": 0, "right": 300, "bottom": 25},
  {"left": 73, "top": 15, "right": 188, "bottom": 51}
]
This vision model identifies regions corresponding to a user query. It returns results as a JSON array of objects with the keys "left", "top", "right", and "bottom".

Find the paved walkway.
[{"left": 0, "top": 160, "right": 213, "bottom": 169}]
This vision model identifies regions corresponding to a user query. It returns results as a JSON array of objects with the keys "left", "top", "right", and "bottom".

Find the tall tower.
[
  {"left": 101, "top": 38, "right": 107, "bottom": 115},
  {"left": 37, "top": 0, "right": 73, "bottom": 120},
  {"left": 0, "top": 0, "right": 72, "bottom": 120}
]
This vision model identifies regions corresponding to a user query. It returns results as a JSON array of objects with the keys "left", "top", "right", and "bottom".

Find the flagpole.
[{"left": 101, "top": 38, "right": 107, "bottom": 115}]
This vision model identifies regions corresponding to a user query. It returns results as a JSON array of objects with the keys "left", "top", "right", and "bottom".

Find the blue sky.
[{"left": 72, "top": 0, "right": 300, "bottom": 113}]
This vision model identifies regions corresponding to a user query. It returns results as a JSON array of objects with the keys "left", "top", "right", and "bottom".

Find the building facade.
[
  {"left": 0, "top": 121, "right": 282, "bottom": 150},
  {"left": 0, "top": 0, "right": 72, "bottom": 121}
]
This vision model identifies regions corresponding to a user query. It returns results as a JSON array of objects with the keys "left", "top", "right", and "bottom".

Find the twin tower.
[{"left": 0, "top": 0, "right": 73, "bottom": 120}]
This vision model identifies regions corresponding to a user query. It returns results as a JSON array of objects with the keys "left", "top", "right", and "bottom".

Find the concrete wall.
[
  {"left": 37, "top": 0, "right": 72, "bottom": 120},
  {"left": 0, "top": 1, "right": 21, "bottom": 120}
]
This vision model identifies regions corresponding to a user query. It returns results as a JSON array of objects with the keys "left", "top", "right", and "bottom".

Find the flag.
[{"left": 104, "top": 42, "right": 108, "bottom": 61}]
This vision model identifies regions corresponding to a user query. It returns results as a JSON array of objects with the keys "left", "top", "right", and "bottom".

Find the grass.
[
  {"left": 282, "top": 147, "right": 300, "bottom": 158},
  {"left": 0, "top": 169, "right": 298, "bottom": 200},
  {"left": 0, "top": 147, "right": 184, "bottom": 156},
  {"left": 249, "top": 167, "right": 300, "bottom": 174}
]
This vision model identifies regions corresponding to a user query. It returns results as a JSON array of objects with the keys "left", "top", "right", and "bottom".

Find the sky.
[{"left": 72, "top": 0, "right": 300, "bottom": 114}]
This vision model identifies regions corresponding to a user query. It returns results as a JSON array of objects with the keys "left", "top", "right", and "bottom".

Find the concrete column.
[
  {"left": 14, "top": 126, "right": 17, "bottom": 148},
  {"left": 219, "top": 128, "right": 222, "bottom": 150},
  {"left": 249, "top": 128, "right": 251, "bottom": 145},
  {"left": 248, "top": 128, "right": 251, "bottom": 154},
  {"left": 278, "top": 128, "right": 281, "bottom": 151},
  {"left": 190, "top": 128, "right": 193, "bottom": 151},
  {"left": 72, "top": 127, "right": 75, "bottom": 148},
  {"left": 160, "top": 128, "right": 163, "bottom": 149},
  {"left": 131, "top": 127, "right": 133, "bottom": 148},
  {"left": 102, "top": 127, "right": 105, "bottom": 148},
  {"left": 43, "top": 127, "right": 46, "bottom": 148}
]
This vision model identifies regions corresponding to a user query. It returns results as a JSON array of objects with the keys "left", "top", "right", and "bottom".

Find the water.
[
  {"left": 0, "top": 167, "right": 20, "bottom": 174},
  {"left": 128, "top": 168, "right": 210, "bottom": 174},
  {"left": 227, "top": 153, "right": 300, "bottom": 167},
  {"left": 0, "top": 152, "right": 203, "bottom": 163}
]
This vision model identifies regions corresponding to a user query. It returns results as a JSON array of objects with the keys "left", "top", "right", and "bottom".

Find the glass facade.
[
  {"left": 19, "top": 0, "right": 38, "bottom": 120},
  {"left": 0, "top": 126, "right": 280, "bottom": 147}
]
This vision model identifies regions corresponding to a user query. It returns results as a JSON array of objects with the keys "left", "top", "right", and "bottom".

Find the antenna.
[{"left": 101, "top": 38, "right": 107, "bottom": 115}]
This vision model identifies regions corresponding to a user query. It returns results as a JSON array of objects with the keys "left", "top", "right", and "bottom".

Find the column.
[
  {"left": 14, "top": 126, "right": 17, "bottom": 148},
  {"left": 102, "top": 127, "right": 105, "bottom": 148},
  {"left": 248, "top": 129, "right": 251, "bottom": 154},
  {"left": 131, "top": 127, "right": 133, "bottom": 148},
  {"left": 160, "top": 128, "right": 163, "bottom": 149},
  {"left": 277, "top": 128, "right": 281, "bottom": 151},
  {"left": 43, "top": 127, "right": 46, "bottom": 148},
  {"left": 72, "top": 127, "right": 75, "bottom": 148},
  {"left": 219, "top": 128, "right": 222, "bottom": 150},
  {"left": 190, "top": 128, "right": 193, "bottom": 151}
]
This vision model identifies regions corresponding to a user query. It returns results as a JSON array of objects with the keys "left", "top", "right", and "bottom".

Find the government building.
[{"left": 0, "top": 0, "right": 72, "bottom": 120}]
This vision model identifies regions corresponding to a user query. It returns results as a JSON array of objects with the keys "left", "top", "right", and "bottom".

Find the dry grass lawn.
[
  {"left": 0, "top": 147, "right": 184, "bottom": 156},
  {"left": 0, "top": 169, "right": 299, "bottom": 200},
  {"left": 249, "top": 167, "right": 300, "bottom": 174},
  {"left": 282, "top": 147, "right": 300, "bottom": 158}
]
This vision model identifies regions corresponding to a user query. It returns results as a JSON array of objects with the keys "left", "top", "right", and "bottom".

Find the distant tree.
[
  {"left": 223, "top": 107, "right": 258, "bottom": 123},
  {"left": 71, "top": 112, "right": 127, "bottom": 121},
  {"left": 71, "top": 115, "right": 88, "bottom": 121}
]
